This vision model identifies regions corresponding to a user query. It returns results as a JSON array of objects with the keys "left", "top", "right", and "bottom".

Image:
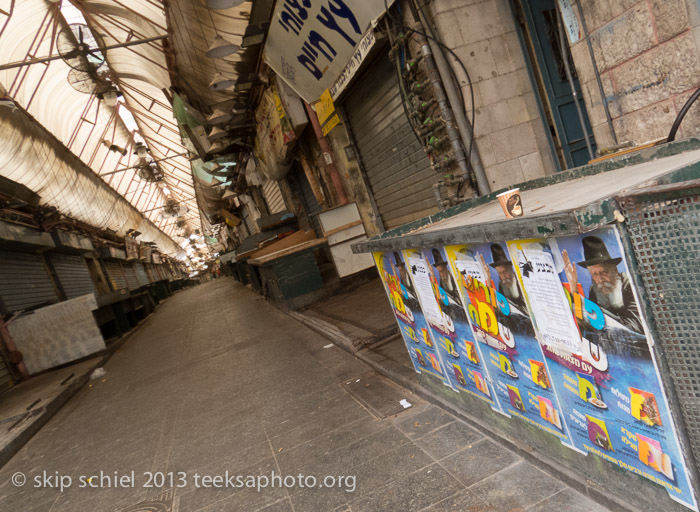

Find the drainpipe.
[
  {"left": 416, "top": 5, "right": 490, "bottom": 196},
  {"left": 574, "top": 0, "right": 618, "bottom": 145},
  {"left": 556, "top": 8, "right": 594, "bottom": 161},
  {"left": 303, "top": 102, "right": 349, "bottom": 206},
  {"left": 405, "top": 2, "right": 482, "bottom": 197}
]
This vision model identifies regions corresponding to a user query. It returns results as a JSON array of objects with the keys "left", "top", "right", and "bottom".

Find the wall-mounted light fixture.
[
  {"left": 207, "top": 108, "right": 232, "bottom": 125},
  {"left": 208, "top": 126, "right": 228, "bottom": 141}
]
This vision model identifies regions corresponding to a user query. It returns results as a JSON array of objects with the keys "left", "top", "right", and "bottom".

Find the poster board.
[
  {"left": 404, "top": 247, "right": 500, "bottom": 408},
  {"left": 373, "top": 251, "right": 447, "bottom": 382},
  {"left": 371, "top": 224, "right": 697, "bottom": 509},
  {"left": 507, "top": 227, "right": 696, "bottom": 510},
  {"left": 445, "top": 243, "right": 571, "bottom": 443}
]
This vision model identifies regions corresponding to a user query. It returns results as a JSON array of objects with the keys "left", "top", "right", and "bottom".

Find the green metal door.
[{"left": 522, "top": 0, "right": 595, "bottom": 168}]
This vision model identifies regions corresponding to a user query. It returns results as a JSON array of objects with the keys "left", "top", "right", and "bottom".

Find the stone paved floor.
[{"left": 0, "top": 279, "right": 611, "bottom": 512}]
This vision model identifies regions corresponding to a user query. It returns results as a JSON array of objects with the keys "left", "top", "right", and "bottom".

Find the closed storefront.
[
  {"left": 103, "top": 261, "right": 128, "bottom": 291},
  {"left": 288, "top": 162, "right": 323, "bottom": 236},
  {"left": 123, "top": 263, "right": 140, "bottom": 291},
  {"left": 344, "top": 54, "right": 438, "bottom": 229},
  {"left": 144, "top": 263, "right": 156, "bottom": 283},
  {"left": 49, "top": 253, "right": 96, "bottom": 299},
  {"left": 0, "top": 357, "right": 13, "bottom": 393},
  {"left": 0, "top": 250, "right": 59, "bottom": 313},
  {"left": 133, "top": 262, "right": 150, "bottom": 287}
]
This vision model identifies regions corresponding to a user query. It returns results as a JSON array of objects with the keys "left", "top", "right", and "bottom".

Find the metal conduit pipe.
[
  {"left": 556, "top": 8, "right": 594, "bottom": 161},
  {"left": 405, "top": 2, "right": 476, "bottom": 197},
  {"left": 574, "top": 0, "right": 618, "bottom": 145},
  {"left": 416, "top": 5, "right": 491, "bottom": 196}
]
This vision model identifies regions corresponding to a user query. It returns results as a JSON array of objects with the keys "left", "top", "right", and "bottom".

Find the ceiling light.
[
  {"left": 97, "top": 85, "right": 122, "bottom": 107},
  {"left": 234, "top": 74, "right": 260, "bottom": 92},
  {"left": 206, "top": 35, "right": 241, "bottom": 58},
  {"left": 209, "top": 73, "right": 236, "bottom": 91},
  {"left": 242, "top": 24, "right": 268, "bottom": 47},
  {"left": 207, "top": 108, "right": 232, "bottom": 125},
  {"left": 206, "top": 0, "right": 246, "bottom": 9}
]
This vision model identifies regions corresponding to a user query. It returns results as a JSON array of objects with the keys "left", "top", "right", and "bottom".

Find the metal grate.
[
  {"left": 619, "top": 188, "right": 700, "bottom": 465},
  {"left": 0, "top": 250, "right": 59, "bottom": 312},
  {"left": 49, "top": 253, "right": 96, "bottom": 299}
]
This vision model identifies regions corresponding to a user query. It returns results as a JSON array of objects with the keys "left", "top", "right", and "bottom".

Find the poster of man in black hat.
[
  {"left": 428, "top": 248, "right": 461, "bottom": 306},
  {"left": 391, "top": 250, "right": 416, "bottom": 300},
  {"left": 489, "top": 243, "right": 528, "bottom": 314},
  {"left": 561, "top": 235, "right": 643, "bottom": 335}
]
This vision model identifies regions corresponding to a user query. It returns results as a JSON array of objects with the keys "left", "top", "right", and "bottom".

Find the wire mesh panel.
[{"left": 619, "top": 187, "right": 700, "bottom": 465}]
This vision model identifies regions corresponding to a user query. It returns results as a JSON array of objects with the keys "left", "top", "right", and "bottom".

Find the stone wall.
[
  {"left": 428, "top": 0, "right": 558, "bottom": 189},
  {"left": 570, "top": 0, "right": 700, "bottom": 146}
]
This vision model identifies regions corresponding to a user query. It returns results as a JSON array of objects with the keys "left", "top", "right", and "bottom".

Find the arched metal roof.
[{"left": 0, "top": 0, "right": 205, "bottom": 254}]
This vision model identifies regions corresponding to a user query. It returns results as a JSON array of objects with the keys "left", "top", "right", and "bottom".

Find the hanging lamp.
[
  {"left": 207, "top": 108, "right": 232, "bottom": 125},
  {"left": 206, "top": 0, "right": 246, "bottom": 9},
  {"left": 206, "top": 35, "right": 241, "bottom": 58},
  {"left": 208, "top": 126, "right": 228, "bottom": 141},
  {"left": 209, "top": 73, "right": 236, "bottom": 91}
]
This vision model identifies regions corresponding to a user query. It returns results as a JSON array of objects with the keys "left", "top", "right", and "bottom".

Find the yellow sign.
[
  {"left": 322, "top": 113, "right": 340, "bottom": 136},
  {"left": 316, "top": 88, "right": 340, "bottom": 136}
]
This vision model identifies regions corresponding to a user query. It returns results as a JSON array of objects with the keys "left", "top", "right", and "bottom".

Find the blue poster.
[
  {"left": 508, "top": 228, "right": 697, "bottom": 510},
  {"left": 445, "top": 243, "right": 572, "bottom": 444},
  {"left": 403, "top": 247, "right": 500, "bottom": 409},
  {"left": 373, "top": 251, "right": 447, "bottom": 382}
]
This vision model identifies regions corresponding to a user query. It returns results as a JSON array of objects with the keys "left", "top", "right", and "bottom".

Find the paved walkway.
[{"left": 0, "top": 279, "right": 611, "bottom": 512}]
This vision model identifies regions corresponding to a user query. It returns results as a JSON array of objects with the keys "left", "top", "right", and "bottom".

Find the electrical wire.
[
  {"left": 383, "top": 14, "right": 426, "bottom": 150},
  {"left": 384, "top": 0, "right": 477, "bottom": 195}
]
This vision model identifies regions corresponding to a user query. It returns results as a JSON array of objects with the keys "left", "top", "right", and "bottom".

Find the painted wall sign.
[
  {"left": 508, "top": 228, "right": 697, "bottom": 510},
  {"left": 265, "top": 0, "right": 393, "bottom": 103},
  {"left": 405, "top": 247, "right": 500, "bottom": 408},
  {"left": 373, "top": 251, "right": 448, "bottom": 382}
]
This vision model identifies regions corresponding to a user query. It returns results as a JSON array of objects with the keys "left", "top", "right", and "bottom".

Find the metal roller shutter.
[
  {"left": 263, "top": 179, "right": 286, "bottom": 214},
  {"left": 144, "top": 263, "right": 156, "bottom": 283},
  {"left": 123, "top": 264, "right": 140, "bottom": 291},
  {"left": 0, "top": 357, "right": 13, "bottom": 393},
  {"left": 49, "top": 253, "right": 96, "bottom": 299},
  {"left": 104, "top": 261, "right": 127, "bottom": 291},
  {"left": 344, "top": 54, "right": 438, "bottom": 229},
  {"left": 0, "top": 250, "right": 59, "bottom": 313},
  {"left": 134, "top": 262, "right": 150, "bottom": 287}
]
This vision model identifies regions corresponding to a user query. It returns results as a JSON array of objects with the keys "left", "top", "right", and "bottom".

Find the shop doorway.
[{"left": 520, "top": 0, "right": 596, "bottom": 168}]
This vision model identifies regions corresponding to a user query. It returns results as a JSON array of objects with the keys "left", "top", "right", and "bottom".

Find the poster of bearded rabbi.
[
  {"left": 443, "top": 243, "right": 572, "bottom": 443},
  {"left": 506, "top": 228, "right": 696, "bottom": 510}
]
